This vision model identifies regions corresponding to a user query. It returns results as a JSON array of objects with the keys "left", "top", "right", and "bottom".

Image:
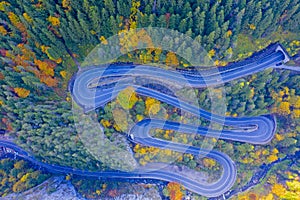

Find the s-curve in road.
[
  {"left": 0, "top": 44, "right": 291, "bottom": 198},
  {"left": 68, "top": 43, "right": 291, "bottom": 197}
]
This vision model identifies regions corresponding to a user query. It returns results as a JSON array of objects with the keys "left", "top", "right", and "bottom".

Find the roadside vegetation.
[
  {"left": 233, "top": 157, "right": 300, "bottom": 200},
  {"left": 0, "top": 158, "right": 50, "bottom": 197}
]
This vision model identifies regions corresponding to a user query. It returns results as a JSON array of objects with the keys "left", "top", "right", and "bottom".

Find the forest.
[
  {"left": 0, "top": 0, "right": 300, "bottom": 199},
  {"left": 0, "top": 158, "right": 50, "bottom": 197}
]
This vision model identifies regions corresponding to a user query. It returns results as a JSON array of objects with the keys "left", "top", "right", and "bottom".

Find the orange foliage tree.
[
  {"left": 0, "top": 72, "right": 4, "bottom": 80},
  {"left": 108, "top": 189, "right": 118, "bottom": 197},
  {"left": 34, "top": 59, "right": 55, "bottom": 76},
  {"left": 39, "top": 75, "right": 58, "bottom": 87},
  {"left": 166, "top": 182, "right": 184, "bottom": 200},
  {"left": 7, "top": 12, "right": 28, "bottom": 39}
]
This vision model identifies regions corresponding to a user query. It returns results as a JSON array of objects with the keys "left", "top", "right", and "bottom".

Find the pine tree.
[
  {"left": 255, "top": 8, "right": 274, "bottom": 37},
  {"left": 144, "top": 4, "right": 152, "bottom": 15},
  {"left": 109, "top": 16, "right": 118, "bottom": 35},
  {"left": 117, "top": 0, "right": 131, "bottom": 17},
  {"left": 205, "top": 3, "right": 217, "bottom": 35},
  {"left": 241, "top": 0, "right": 255, "bottom": 31},
  {"left": 178, "top": 19, "right": 187, "bottom": 33},
  {"left": 168, "top": 14, "right": 177, "bottom": 29},
  {"left": 235, "top": 8, "right": 245, "bottom": 33},
  {"left": 157, "top": 15, "right": 167, "bottom": 27},
  {"left": 218, "top": 9, "right": 225, "bottom": 25},
  {"left": 249, "top": 2, "right": 262, "bottom": 29},
  {"left": 182, "top": 2, "right": 192, "bottom": 16},
  {"left": 223, "top": 0, "right": 233, "bottom": 19},
  {"left": 77, "top": 11, "right": 92, "bottom": 37},
  {"left": 176, "top": 0, "right": 184, "bottom": 13},
  {"left": 193, "top": 8, "right": 205, "bottom": 36}
]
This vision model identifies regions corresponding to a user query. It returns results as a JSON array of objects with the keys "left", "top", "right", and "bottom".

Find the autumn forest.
[{"left": 0, "top": 0, "right": 300, "bottom": 199}]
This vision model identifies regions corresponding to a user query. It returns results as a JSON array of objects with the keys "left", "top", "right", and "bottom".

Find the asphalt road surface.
[{"left": 0, "top": 44, "right": 291, "bottom": 197}]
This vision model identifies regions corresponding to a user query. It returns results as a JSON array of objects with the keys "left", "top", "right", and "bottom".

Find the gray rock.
[{"left": 3, "top": 177, "right": 85, "bottom": 200}]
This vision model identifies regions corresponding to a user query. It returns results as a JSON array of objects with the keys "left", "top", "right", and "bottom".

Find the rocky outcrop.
[{"left": 4, "top": 177, "right": 84, "bottom": 200}]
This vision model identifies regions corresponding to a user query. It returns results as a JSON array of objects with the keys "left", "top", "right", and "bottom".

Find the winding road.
[{"left": 0, "top": 43, "right": 293, "bottom": 197}]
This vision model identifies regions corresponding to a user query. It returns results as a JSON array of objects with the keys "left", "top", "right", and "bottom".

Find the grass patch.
[{"left": 232, "top": 28, "right": 300, "bottom": 61}]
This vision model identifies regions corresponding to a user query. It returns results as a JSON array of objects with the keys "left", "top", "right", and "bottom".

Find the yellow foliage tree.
[
  {"left": 208, "top": 49, "right": 216, "bottom": 58},
  {"left": 226, "top": 30, "right": 232, "bottom": 37},
  {"left": 40, "top": 45, "right": 49, "bottom": 53},
  {"left": 272, "top": 183, "right": 286, "bottom": 197},
  {"left": 226, "top": 47, "right": 233, "bottom": 55},
  {"left": 96, "top": 189, "right": 101, "bottom": 195},
  {"left": 0, "top": 26, "right": 7, "bottom": 35},
  {"left": 65, "top": 174, "right": 71, "bottom": 180},
  {"left": 145, "top": 97, "right": 161, "bottom": 115},
  {"left": 267, "top": 154, "right": 278, "bottom": 163},
  {"left": 14, "top": 88, "right": 30, "bottom": 98},
  {"left": 292, "top": 109, "right": 300, "bottom": 118},
  {"left": 101, "top": 119, "right": 111, "bottom": 128},
  {"left": 62, "top": 0, "right": 71, "bottom": 10},
  {"left": 100, "top": 36, "right": 108, "bottom": 45},
  {"left": 275, "top": 133, "right": 285, "bottom": 141},
  {"left": 20, "top": 173, "right": 30, "bottom": 182},
  {"left": 203, "top": 158, "right": 216, "bottom": 168},
  {"left": 286, "top": 180, "right": 300, "bottom": 192},
  {"left": 12, "top": 180, "right": 27, "bottom": 192},
  {"left": 153, "top": 48, "right": 162, "bottom": 62},
  {"left": 60, "top": 70, "right": 67, "bottom": 79},
  {"left": 278, "top": 101, "right": 291, "bottom": 115},
  {"left": 165, "top": 52, "right": 179, "bottom": 67},
  {"left": 8, "top": 12, "right": 20, "bottom": 27},
  {"left": 23, "top": 13, "right": 33, "bottom": 23},
  {"left": 294, "top": 96, "right": 300, "bottom": 108},
  {"left": 214, "top": 60, "right": 220, "bottom": 66},
  {"left": 14, "top": 160, "right": 25, "bottom": 169},
  {"left": 129, "top": 0, "right": 140, "bottom": 29},
  {"left": 117, "top": 87, "right": 138, "bottom": 110},
  {"left": 48, "top": 16, "right": 60, "bottom": 26},
  {"left": 112, "top": 108, "right": 128, "bottom": 131},
  {"left": 283, "top": 180, "right": 300, "bottom": 199},
  {"left": 0, "top": 1, "right": 10, "bottom": 11},
  {"left": 249, "top": 24, "right": 256, "bottom": 30},
  {"left": 136, "top": 114, "right": 144, "bottom": 121},
  {"left": 264, "top": 193, "right": 274, "bottom": 200}
]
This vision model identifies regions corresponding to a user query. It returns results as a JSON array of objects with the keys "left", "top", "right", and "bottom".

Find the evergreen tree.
[
  {"left": 205, "top": 3, "right": 217, "bottom": 35},
  {"left": 117, "top": 0, "right": 131, "bottom": 17}
]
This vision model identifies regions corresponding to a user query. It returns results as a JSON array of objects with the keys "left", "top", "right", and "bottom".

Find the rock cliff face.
[
  {"left": 4, "top": 177, "right": 85, "bottom": 200},
  {"left": 109, "top": 184, "right": 162, "bottom": 200},
  {"left": 3, "top": 177, "right": 162, "bottom": 200}
]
